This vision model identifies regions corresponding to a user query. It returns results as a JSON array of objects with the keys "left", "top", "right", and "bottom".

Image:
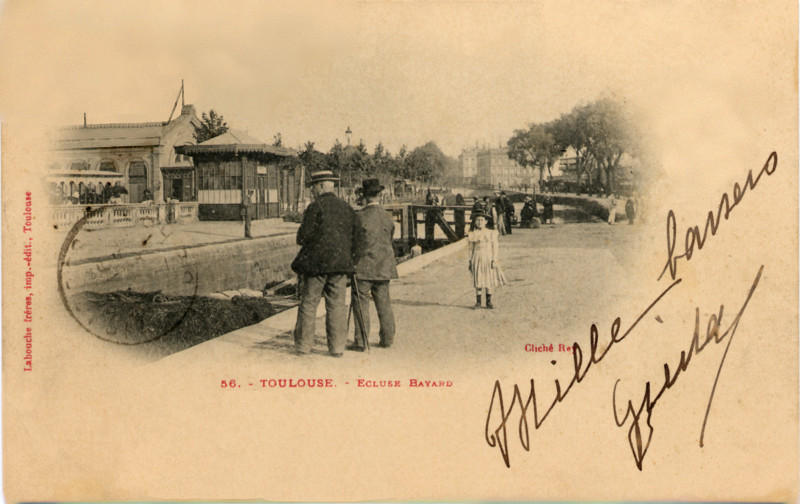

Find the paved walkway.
[
  {"left": 149, "top": 222, "right": 641, "bottom": 371},
  {"left": 56, "top": 198, "right": 603, "bottom": 264}
]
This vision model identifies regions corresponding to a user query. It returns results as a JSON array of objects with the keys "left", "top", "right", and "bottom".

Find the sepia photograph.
[{"left": 1, "top": 1, "right": 797, "bottom": 502}]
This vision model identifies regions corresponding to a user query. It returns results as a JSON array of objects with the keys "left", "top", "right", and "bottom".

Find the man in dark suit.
[
  {"left": 499, "top": 191, "right": 514, "bottom": 234},
  {"left": 242, "top": 189, "right": 254, "bottom": 238},
  {"left": 291, "top": 170, "right": 356, "bottom": 357},
  {"left": 493, "top": 191, "right": 506, "bottom": 235},
  {"left": 348, "top": 179, "right": 398, "bottom": 351}
]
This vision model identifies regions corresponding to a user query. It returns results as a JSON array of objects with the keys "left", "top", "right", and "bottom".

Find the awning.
[
  {"left": 47, "top": 170, "right": 123, "bottom": 179},
  {"left": 176, "top": 143, "right": 296, "bottom": 158},
  {"left": 161, "top": 165, "right": 195, "bottom": 180}
]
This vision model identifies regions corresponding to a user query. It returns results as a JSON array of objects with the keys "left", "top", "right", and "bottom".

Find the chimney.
[
  {"left": 180, "top": 104, "right": 196, "bottom": 117},
  {"left": 83, "top": 113, "right": 87, "bottom": 127}
]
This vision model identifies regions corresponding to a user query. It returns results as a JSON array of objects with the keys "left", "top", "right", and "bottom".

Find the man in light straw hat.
[{"left": 291, "top": 169, "right": 357, "bottom": 357}]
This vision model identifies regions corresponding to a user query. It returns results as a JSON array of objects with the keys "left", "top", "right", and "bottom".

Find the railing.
[
  {"left": 176, "top": 202, "right": 198, "bottom": 221},
  {"left": 385, "top": 204, "right": 471, "bottom": 253},
  {"left": 51, "top": 202, "right": 199, "bottom": 230}
]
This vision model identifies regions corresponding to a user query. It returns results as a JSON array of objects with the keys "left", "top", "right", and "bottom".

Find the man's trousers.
[
  {"left": 351, "top": 278, "right": 395, "bottom": 348},
  {"left": 294, "top": 273, "right": 347, "bottom": 355}
]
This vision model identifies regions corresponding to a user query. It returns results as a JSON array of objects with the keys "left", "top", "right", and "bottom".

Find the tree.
[
  {"left": 392, "top": 145, "right": 410, "bottom": 179},
  {"left": 404, "top": 141, "right": 448, "bottom": 184},
  {"left": 372, "top": 142, "right": 389, "bottom": 175},
  {"left": 298, "top": 141, "right": 327, "bottom": 175},
  {"left": 327, "top": 140, "right": 346, "bottom": 179},
  {"left": 549, "top": 108, "right": 598, "bottom": 191},
  {"left": 193, "top": 109, "right": 228, "bottom": 143},
  {"left": 580, "top": 98, "right": 635, "bottom": 195},
  {"left": 507, "top": 123, "right": 560, "bottom": 185},
  {"left": 371, "top": 142, "right": 396, "bottom": 190},
  {"left": 349, "top": 140, "right": 372, "bottom": 181},
  {"left": 272, "top": 133, "right": 283, "bottom": 147},
  {"left": 510, "top": 97, "right": 644, "bottom": 195}
]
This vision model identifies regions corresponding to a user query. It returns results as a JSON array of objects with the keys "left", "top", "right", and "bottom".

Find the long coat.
[
  {"left": 353, "top": 204, "right": 398, "bottom": 281},
  {"left": 291, "top": 192, "right": 356, "bottom": 275},
  {"left": 501, "top": 196, "right": 514, "bottom": 218}
]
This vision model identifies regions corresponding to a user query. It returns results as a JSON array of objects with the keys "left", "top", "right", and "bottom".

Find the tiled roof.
[
  {"left": 54, "top": 105, "right": 199, "bottom": 150},
  {"left": 177, "top": 143, "right": 296, "bottom": 157},
  {"left": 200, "top": 129, "right": 264, "bottom": 145},
  {"left": 180, "top": 129, "right": 297, "bottom": 157},
  {"left": 61, "top": 121, "right": 167, "bottom": 130}
]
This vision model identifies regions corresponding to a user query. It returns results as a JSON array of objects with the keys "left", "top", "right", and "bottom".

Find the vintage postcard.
[{"left": 1, "top": 1, "right": 797, "bottom": 502}]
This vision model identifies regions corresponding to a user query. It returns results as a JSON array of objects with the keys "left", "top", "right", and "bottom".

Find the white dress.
[{"left": 468, "top": 228, "right": 507, "bottom": 289}]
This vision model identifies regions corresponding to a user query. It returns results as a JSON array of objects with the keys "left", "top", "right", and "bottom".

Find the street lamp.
[{"left": 345, "top": 126, "right": 353, "bottom": 201}]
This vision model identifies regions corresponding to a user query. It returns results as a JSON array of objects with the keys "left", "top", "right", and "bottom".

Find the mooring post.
[
  {"left": 424, "top": 205, "right": 436, "bottom": 248},
  {"left": 454, "top": 206, "right": 466, "bottom": 239},
  {"left": 402, "top": 204, "right": 415, "bottom": 251}
]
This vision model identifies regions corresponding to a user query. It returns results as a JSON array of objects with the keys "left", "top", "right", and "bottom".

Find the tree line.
[
  {"left": 507, "top": 97, "right": 654, "bottom": 196},
  {"left": 194, "top": 110, "right": 456, "bottom": 191}
]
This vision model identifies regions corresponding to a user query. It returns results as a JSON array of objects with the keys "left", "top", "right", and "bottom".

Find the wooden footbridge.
[{"left": 385, "top": 204, "right": 471, "bottom": 252}]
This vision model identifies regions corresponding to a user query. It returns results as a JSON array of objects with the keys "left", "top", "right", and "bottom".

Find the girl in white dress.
[{"left": 468, "top": 212, "right": 507, "bottom": 309}]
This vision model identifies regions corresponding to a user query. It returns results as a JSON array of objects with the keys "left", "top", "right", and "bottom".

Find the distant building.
[
  {"left": 49, "top": 104, "right": 201, "bottom": 204},
  {"left": 475, "top": 147, "right": 534, "bottom": 190},
  {"left": 457, "top": 148, "right": 478, "bottom": 184}
]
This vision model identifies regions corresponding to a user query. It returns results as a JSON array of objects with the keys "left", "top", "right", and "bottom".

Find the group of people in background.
[
  {"left": 425, "top": 190, "right": 447, "bottom": 207},
  {"left": 519, "top": 194, "right": 554, "bottom": 226},
  {"left": 469, "top": 191, "right": 516, "bottom": 234},
  {"left": 49, "top": 181, "right": 135, "bottom": 206},
  {"left": 607, "top": 195, "right": 639, "bottom": 225}
]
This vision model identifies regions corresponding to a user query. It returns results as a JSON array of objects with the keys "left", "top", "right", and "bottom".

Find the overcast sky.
[{"left": 0, "top": 0, "right": 793, "bottom": 164}]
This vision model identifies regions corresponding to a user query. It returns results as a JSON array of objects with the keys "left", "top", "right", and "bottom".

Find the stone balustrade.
[{"left": 51, "top": 202, "right": 199, "bottom": 230}]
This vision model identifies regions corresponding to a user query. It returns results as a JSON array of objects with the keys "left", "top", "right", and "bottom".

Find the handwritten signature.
[
  {"left": 485, "top": 152, "right": 777, "bottom": 469},
  {"left": 612, "top": 265, "right": 762, "bottom": 469}
]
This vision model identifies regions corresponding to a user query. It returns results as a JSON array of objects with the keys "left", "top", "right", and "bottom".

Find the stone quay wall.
[{"left": 61, "top": 233, "right": 299, "bottom": 297}]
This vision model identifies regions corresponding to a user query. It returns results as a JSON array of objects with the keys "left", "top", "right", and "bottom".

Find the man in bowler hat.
[
  {"left": 499, "top": 190, "right": 514, "bottom": 234},
  {"left": 291, "top": 170, "right": 357, "bottom": 357},
  {"left": 347, "top": 179, "right": 398, "bottom": 351}
]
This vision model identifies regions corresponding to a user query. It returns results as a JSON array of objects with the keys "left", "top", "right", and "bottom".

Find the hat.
[
  {"left": 524, "top": 196, "right": 532, "bottom": 201},
  {"left": 500, "top": 191, "right": 507, "bottom": 196},
  {"left": 359, "top": 178, "right": 384, "bottom": 196},
  {"left": 472, "top": 209, "right": 490, "bottom": 221},
  {"left": 307, "top": 170, "right": 339, "bottom": 185}
]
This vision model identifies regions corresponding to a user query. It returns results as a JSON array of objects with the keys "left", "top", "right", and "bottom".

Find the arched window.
[
  {"left": 175, "top": 143, "right": 194, "bottom": 165},
  {"left": 128, "top": 160, "right": 148, "bottom": 203}
]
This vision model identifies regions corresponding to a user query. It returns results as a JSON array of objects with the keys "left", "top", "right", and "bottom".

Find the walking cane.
[
  {"left": 349, "top": 274, "right": 370, "bottom": 351},
  {"left": 346, "top": 302, "right": 353, "bottom": 333}
]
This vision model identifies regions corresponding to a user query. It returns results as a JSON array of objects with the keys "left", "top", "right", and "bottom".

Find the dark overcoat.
[
  {"left": 501, "top": 196, "right": 514, "bottom": 216},
  {"left": 291, "top": 192, "right": 356, "bottom": 275},
  {"left": 353, "top": 204, "right": 398, "bottom": 281}
]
